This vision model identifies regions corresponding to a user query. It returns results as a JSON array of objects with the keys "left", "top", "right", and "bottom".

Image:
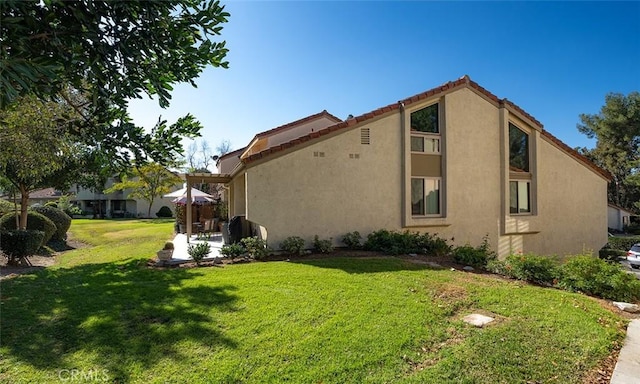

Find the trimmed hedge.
[
  {"left": 608, "top": 236, "right": 640, "bottom": 251},
  {"left": 156, "top": 205, "right": 173, "bottom": 218},
  {"left": 0, "top": 230, "right": 45, "bottom": 264},
  {"left": 0, "top": 211, "right": 56, "bottom": 246},
  {"left": 31, "top": 205, "right": 71, "bottom": 241}
]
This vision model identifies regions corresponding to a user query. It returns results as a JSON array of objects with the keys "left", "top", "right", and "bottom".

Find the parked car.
[{"left": 628, "top": 243, "right": 640, "bottom": 269}]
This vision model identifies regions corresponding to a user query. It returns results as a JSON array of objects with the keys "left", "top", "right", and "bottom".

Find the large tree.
[
  {"left": 578, "top": 91, "right": 640, "bottom": 212},
  {"left": 105, "top": 163, "right": 182, "bottom": 218},
  {"left": 0, "top": 94, "right": 84, "bottom": 229},
  {"left": 0, "top": 0, "right": 230, "bottom": 166}
]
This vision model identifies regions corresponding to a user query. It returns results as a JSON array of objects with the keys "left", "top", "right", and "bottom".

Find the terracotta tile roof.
[
  {"left": 255, "top": 110, "right": 342, "bottom": 139},
  {"left": 242, "top": 75, "right": 610, "bottom": 181}
]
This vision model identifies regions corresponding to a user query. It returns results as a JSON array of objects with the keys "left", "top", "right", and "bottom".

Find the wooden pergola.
[{"left": 184, "top": 172, "right": 232, "bottom": 242}]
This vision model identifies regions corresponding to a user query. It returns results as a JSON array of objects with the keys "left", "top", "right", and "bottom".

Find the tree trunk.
[
  {"left": 147, "top": 199, "right": 153, "bottom": 218},
  {"left": 19, "top": 185, "right": 29, "bottom": 230}
]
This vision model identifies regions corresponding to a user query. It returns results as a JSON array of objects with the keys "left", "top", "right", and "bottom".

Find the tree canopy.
[
  {"left": 105, "top": 163, "right": 182, "bottom": 218},
  {"left": 578, "top": 91, "right": 640, "bottom": 212},
  {"left": 0, "top": 94, "right": 84, "bottom": 228},
  {"left": 0, "top": 0, "right": 230, "bottom": 167}
]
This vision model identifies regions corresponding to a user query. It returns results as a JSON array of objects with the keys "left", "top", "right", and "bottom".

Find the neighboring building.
[
  {"left": 70, "top": 177, "right": 183, "bottom": 218},
  {"left": 191, "top": 76, "right": 611, "bottom": 257},
  {"left": 24, "top": 187, "right": 65, "bottom": 206},
  {"left": 608, "top": 204, "right": 634, "bottom": 232}
]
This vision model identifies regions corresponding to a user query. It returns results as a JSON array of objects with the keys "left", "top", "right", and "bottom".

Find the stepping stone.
[
  {"left": 613, "top": 302, "right": 640, "bottom": 313},
  {"left": 463, "top": 313, "right": 495, "bottom": 327}
]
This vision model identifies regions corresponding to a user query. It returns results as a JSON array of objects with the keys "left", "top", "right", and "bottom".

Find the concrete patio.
[{"left": 158, "top": 232, "right": 225, "bottom": 265}]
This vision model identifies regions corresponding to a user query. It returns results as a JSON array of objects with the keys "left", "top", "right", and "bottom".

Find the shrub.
[
  {"left": 341, "top": 231, "right": 362, "bottom": 249},
  {"left": 452, "top": 236, "right": 495, "bottom": 268},
  {"left": 0, "top": 199, "right": 19, "bottom": 216},
  {"left": 156, "top": 205, "right": 173, "bottom": 218},
  {"left": 31, "top": 205, "right": 71, "bottom": 241},
  {"left": 187, "top": 242, "right": 211, "bottom": 265},
  {"left": 163, "top": 241, "right": 174, "bottom": 250},
  {"left": 0, "top": 230, "right": 45, "bottom": 264},
  {"left": 313, "top": 235, "right": 333, "bottom": 254},
  {"left": 558, "top": 255, "right": 640, "bottom": 302},
  {"left": 280, "top": 236, "right": 306, "bottom": 255},
  {"left": 624, "top": 223, "right": 640, "bottom": 235},
  {"left": 363, "top": 229, "right": 451, "bottom": 256},
  {"left": 241, "top": 236, "right": 269, "bottom": 260},
  {"left": 54, "top": 195, "right": 82, "bottom": 217},
  {"left": 608, "top": 236, "right": 640, "bottom": 252},
  {"left": 0, "top": 211, "right": 56, "bottom": 246},
  {"left": 486, "top": 259, "right": 508, "bottom": 275},
  {"left": 220, "top": 243, "right": 245, "bottom": 259},
  {"left": 598, "top": 246, "right": 626, "bottom": 261},
  {"left": 502, "top": 254, "right": 560, "bottom": 285}
]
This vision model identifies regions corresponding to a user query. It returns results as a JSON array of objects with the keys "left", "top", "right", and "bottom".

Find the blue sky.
[{"left": 128, "top": 1, "right": 640, "bottom": 156}]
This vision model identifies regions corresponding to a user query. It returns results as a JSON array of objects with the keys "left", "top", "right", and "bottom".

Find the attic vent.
[{"left": 360, "top": 128, "right": 370, "bottom": 145}]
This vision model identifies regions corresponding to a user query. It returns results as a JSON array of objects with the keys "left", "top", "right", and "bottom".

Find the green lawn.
[{"left": 0, "top": 219, "right": 627, "bottom": 383}]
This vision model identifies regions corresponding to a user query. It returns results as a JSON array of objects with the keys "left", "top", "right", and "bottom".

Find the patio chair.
[{"left": 200, "top": 219, "right": 216, "bottom": 240}]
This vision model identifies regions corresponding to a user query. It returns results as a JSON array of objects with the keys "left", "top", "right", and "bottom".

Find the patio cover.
[{"left": 182, "top": 173, "right": 233, "bottom": 242}]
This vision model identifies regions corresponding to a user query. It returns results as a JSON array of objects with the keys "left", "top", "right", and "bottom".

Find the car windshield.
[{"left": 631, "top": 245, "right": 640, "bottom": 252}]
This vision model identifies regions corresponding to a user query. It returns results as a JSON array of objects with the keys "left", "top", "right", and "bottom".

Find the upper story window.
[
  {"left": 509, "top": 123, "right": 529, "bottom": 172},
  {"left": 410, "top": 103, "right": 439, "bottom": 133}
]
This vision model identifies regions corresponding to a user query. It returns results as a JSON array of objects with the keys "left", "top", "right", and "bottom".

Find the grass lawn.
[{"left": 0, "top": 219, "right": 627, "bottom": 383}]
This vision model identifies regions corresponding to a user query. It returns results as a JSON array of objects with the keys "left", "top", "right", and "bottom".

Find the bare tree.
[
  {"left": 200, "top": 140, "right": 214, "bottom": 170},
  {"left": 216, "top": 140, "right": 232, "bottom": 156}
]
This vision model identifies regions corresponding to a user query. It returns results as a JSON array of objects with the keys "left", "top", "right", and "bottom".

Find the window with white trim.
[{"left": 411, "top": 177, "right": 441, "bottom": 216}]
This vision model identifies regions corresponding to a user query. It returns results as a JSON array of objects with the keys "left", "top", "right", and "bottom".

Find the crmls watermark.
[{"left": 58, "top": 368, "right": 109, "bottom": 382}]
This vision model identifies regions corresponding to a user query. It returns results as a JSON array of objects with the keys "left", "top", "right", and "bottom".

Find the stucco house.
[
  {"left": 187, "top": 76, "right": 611, "bottom": 258},
  {"left": 607, "top": 204, "right": 634, "bottom": 232},
  {"left": 69, "top": 177, "right": 183, "bottom": 218}
]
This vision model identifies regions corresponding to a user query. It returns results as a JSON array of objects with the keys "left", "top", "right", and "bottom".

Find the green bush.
[
  {"left": 280, "top": 236, "right": 305, "bottom": 255},
  {"left": 53, "top": 195, "right": 82, "bottom": 217},
  {"left": 156, "top": 205, "right": 173, "bottom": 218},
  {"left": 502, "top": 254, "right": 560, "bottom": 285},
  {"left": 452, "top": 236, "right": 495, "bottom": 268},
  {"left": 0, "top": 230, "right": 45, "bottom": 264},
  {"left": 31, "top": 205, "right": 71, "bottom": 241},
  {"left": 220, "top": 243, "right": 245, "bottom": 259},
  {"left": 624, "top": 223, "right": 640, "bottom": 235},
  {"left": 598, "top": 247, "right": 626, "bottom": 261},
  {"left": 313, "top": 235, "right": 333, "bottom": 254},
  {"left": 0, "top": 211, "right": 56, "bottom": 246},
  {"left": 241, "top": 236, "right": 270, "bottom": 260},
  {"left": 558, "top": 255, "right": 640, "bottom": 302},
  {"left": 187, "top": 242, "right": 211, "bottom": 265},
  {"left": 608, "top": 236, "right": 640, "bottom": 251},
  {"left": 363, "top": 229, "right": 451, "bottom": 256},
  {"left": 341, "top": 231, "right": 362, "bottom": 249},
  {"left": 0, "top": 199, "right": 19, "bottom": 216}
]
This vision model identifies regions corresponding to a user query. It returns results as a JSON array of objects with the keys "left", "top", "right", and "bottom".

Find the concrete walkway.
[
  {"left": 157, "top": 233, "right": 224, "bottom": 265},
  {"left": 611, "top": 319, "right": 640, "bottom": 384}
]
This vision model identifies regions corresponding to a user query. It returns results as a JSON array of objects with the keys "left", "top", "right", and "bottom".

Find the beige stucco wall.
[
  {"left": 232, "top": 86, "right": 608, "bottom": 256},
  {"left": 244, "top": 114, "right": 403, "bottom": 249},
  {"left": 514, "top": 137, "right": 607, "bottom": 256}
]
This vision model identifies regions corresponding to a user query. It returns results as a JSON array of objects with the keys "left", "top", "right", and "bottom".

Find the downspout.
[{"left": 399, "top": 101, "right": 406, "bottom": 228}]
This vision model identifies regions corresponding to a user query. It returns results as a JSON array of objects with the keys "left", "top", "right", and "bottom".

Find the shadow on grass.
[
  {"left": 1, "top": 259, "right": 238, "bottom": 381},
  {"left": 291, "top": 256, "right": 431, "bottom": 274}
]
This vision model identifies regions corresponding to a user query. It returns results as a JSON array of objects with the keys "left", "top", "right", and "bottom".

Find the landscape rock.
[
  {"left": 463, "top": 313, "right": 495, "bottom": 327},
  {"left": 463, "top": 266, "right": 475, "bottom": 271},
  {"left": 612, "top": 302, "right": 640, "bottom": 313},
  {"left": 426, "top": 262, "right": 442, "bottom": 268}
]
